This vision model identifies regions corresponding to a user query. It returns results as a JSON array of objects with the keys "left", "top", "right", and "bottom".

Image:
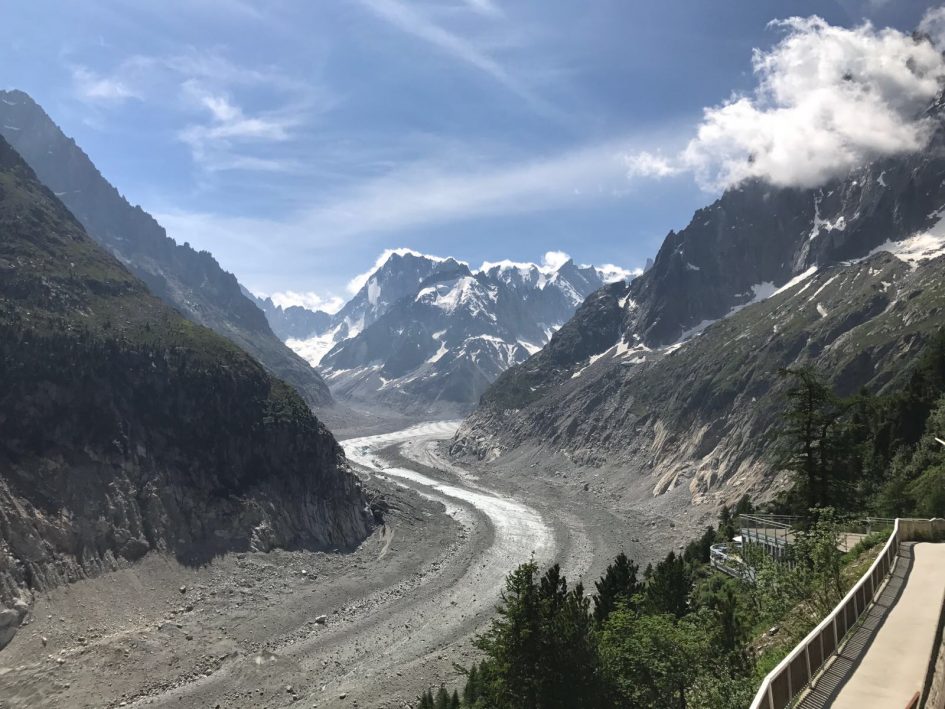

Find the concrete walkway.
[{"left": 830, "top": 542, "right": 945, "bottom": 708}]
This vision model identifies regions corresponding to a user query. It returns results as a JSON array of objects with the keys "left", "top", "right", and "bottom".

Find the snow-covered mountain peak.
[{"left": 257, "top": 247, "right": 636, "bottom": 411}]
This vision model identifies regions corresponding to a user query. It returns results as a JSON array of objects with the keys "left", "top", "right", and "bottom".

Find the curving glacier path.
[
  {"left": 345, "top": 420, "right": 556, "bottom": 601},
  {"left": 136, "top": 420, "right": 559, "bottom": 708}
]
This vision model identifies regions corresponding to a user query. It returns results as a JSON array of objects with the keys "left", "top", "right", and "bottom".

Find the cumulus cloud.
[
  {"left": 634, "top": 12, "right": 945, "bottom": 191},
  {"left": 919, "top": 7, "right": 945, "bottom": 48},
  {"left": 541, "top": 250, "right": 572, "bottom": 270},
  {"left": 265, "top": 290, "right": 345, "bottom": 313},
  {"left": 595, "top": 264, "right": 640, "bottom": 283}
]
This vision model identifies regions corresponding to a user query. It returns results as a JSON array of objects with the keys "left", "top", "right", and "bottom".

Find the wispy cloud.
[
  {"left": 177, "top": 80, "right": 301, "bottom": 172},
  {"left": 357, "top": 0, "right": 538, "bottom": 105},
  {"left": 463, "top": 0, "right": 504, "bottom": 18},
  {"left": 262, "top": 290, "right": 345, "bottom": 313},
  {"left": 68, "top": 48, "right": 326, "bottom": 173},
  {"left": 71, "top": 65, "right": 139, "bottom": 102},
  {"left": 154, "top": 136, "right": 651, "bottom": 259}
]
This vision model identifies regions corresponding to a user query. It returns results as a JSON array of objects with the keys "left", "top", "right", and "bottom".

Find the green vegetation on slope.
[
  {"left": 773, "top": 329, "right": 945, "bottom": 517},
  {"left": 428, "top": 327, "right": 945, "bottom": 708},
  {"left": 416, "top": 503, "right": 881, "bottom": 709}
]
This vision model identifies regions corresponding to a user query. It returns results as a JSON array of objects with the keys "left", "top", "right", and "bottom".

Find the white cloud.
[
  {"left": 152, "top": 137, "right": 657, "bottom": 279},
  {"left": 265, "top": 290, "right": 345, "bottom": 313},
  {"left": 633, "top": 13, "right": 945, "bottom": 191},
  {"left": 624, "top": 150, "right": 680, "bottom": 179},
  {"left": 463, "top": 0, "right": 504, "bottom": 18},
  {"left": 177, "top": 81, "right": 300, "bottom": 171},
  {"left": 68, "top": 49, "right": 323, "bottom": 172},
  {"left": 541, "top": 250, "right": 571, "bottom": 270},
  {"left": 595, "top": 264, "right": 640, "bottom": 283},
  {"left": 71, "top": 66, "right": 139, "bottom": 103},
  {"left": 357, "top": 0, "right": 536, "bottom": 104},
  {"left": 305, "top": 141, "right": 633, "bottom": 241},
  {"left": 920, "top": 7, "right": 945, "bottom": 48}
]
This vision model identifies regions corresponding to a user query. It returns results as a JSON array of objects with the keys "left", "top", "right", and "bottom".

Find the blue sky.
[{"left": 2, "top": 0, "right": 942, "bottom": 309}]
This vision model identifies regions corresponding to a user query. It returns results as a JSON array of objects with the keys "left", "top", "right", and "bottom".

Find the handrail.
[
  {"left": 740, "top": 514, "right": 798, "bottom": 530},
  {"left": 748, "top": 518, "right": 901, "bottom": 709}
]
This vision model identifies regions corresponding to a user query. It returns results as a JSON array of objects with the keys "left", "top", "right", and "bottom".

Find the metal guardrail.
[
  {"left": 748, "top": 518, "right": 902, "bottom": 709},
  {"left": 710, "top": 543, "right": 747, "bottom": 578}
]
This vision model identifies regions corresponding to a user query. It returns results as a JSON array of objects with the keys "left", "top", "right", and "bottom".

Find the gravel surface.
[{"left": 0, "top": 420, "right": 680, "bottom": 708}]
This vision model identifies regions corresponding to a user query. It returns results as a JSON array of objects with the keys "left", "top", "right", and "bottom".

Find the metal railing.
[
  {"left": 748, "top": 518, "right": 901, "bottom": 709},
  {"left": 739, "top": 514, "right": 796, "bottom": 562},
  {"left": 710, "top": 543, "right": 747, "bottom": 578}
]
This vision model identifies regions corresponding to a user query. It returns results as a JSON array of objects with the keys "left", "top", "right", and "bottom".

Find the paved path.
[{"left": 799, "top": 542, "right": 945, "bottom": 708}]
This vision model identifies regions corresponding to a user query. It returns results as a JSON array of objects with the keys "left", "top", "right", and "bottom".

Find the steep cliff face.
[
  {"left": 0, "top": 90, "right": 332, "bottom": 408},
  {"left": 481, "top": 92, "right": 945, "bottom": 414},
  {"left": 0, "top": 136, "right": 373, "bottom": 646}
]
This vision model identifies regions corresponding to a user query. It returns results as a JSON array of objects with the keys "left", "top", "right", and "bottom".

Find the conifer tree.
[
  {"left": 593, "top": 552, "right": 642, "bottom": 623},
  {"left": 645, "top": 552, "right": 691, "bottom": 618}
]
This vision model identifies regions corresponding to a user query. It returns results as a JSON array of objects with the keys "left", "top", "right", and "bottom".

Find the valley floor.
[{"left": 0, "top": 420, "right": 684, "bottom": 708}]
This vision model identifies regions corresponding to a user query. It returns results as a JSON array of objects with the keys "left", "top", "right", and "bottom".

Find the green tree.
[
  {"left": 778, "top": 367, "right": 851, "bottom": 512},
  {"left": 599, "top": 609, "right": 712, "bottom": 709},
  {"left": 435, "top": 686, "right": 451, "bottom": 709},
  {"left": 473, "top": 561, "right": 601, "bottom": 708},
  {"left": 462, "top": 663, "right": 480, "bottom": 705},
  {"left": 645, "top": 552, "right": 691, "bottom": 618},
  {"left": 593, "top": 552, "right": 643, "bottom": 623},
  {"left": 693, "top": 574, "right": 751, "bottom": 656},
  {"left": 684, "top": 526, "right": 718, "bottom": 564},
  {"left": 418, "top": 689, "right": 434, "bottom": 709}
]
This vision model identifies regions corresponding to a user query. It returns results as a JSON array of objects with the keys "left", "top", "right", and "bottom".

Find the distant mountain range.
[
  {"left": 254, "top": 249, "right": 634, "bottom": 413},
  {"left": 0, "top": 90, "right": 332, "bottom": 408},
  {"left": 452, "top": 92, "right": 945, "bottom": 508}
]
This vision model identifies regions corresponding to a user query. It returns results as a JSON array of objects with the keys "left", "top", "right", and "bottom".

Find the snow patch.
[
  {"left": 869, "top": 222, "right": 945, "bottom": 268},
  {"left": 809, "top": 194, "right": 847, "bottom": 240},
  {"left": 427, "top": 341, "right": 449, "bottom": 364},
  {"left": 367, "top": 278, "right": 380, "bottom": 306},
  {"left": 571, "top": 345, "right": 616, "bottom": 379},
  {"left": 518, "top": 340, "right": 542, "bottom": 356}
]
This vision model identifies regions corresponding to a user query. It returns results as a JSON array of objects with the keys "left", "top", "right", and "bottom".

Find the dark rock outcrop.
[
  {"left": 0, "top": 89, "right": 332, "bottom": 408},
  {"left": 0, "top": 136, "right": 373, "bottom": 647}
]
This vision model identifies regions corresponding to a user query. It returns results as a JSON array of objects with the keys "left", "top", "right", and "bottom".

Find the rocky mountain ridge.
[
  {"left": 0, "top": 136, "right": 373, "bottom": 648},
  {"left": 0, "top": 89, "right": 332, "bottom": 408},
  {"left": 294, "top": 250, "right": 632, "bottom": 413},
  {"left": 454, "top": 95, "right": 945, "bottom": 506}
]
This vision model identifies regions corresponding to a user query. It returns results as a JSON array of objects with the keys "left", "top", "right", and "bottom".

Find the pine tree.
[
  {"left": 645, "top": 552, "right": 691, "bottom": 618},
  {"left": 435, "top": 686, "right": 450, "bottom": 709},
  {"left": 463, "top": 663, "right": 479, "bottom": 705},
  {"left": 593, "top": 552, "right": 642, "bottom": 623},
  {"left": 778, "top": 367, "right": 850, "bottom": 511}
]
